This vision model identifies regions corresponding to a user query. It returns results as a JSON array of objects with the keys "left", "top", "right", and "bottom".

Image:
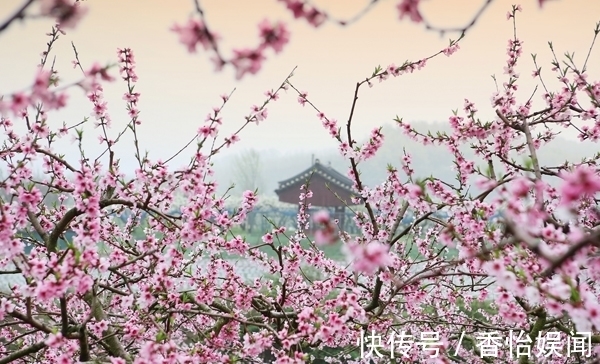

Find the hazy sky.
[{"left": 1, "top": 0, "right": 600, "bottom": 170}]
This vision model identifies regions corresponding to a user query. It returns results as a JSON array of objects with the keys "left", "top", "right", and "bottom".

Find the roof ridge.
[{"left": 275, "top": 161, "right": 355, "bottom": 192}]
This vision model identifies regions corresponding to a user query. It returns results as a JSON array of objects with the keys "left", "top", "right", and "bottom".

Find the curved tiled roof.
[{"left": 275, "top": 160, "right": 355, "bottom": 192}]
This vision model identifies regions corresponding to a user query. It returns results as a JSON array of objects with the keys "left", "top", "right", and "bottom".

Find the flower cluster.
[
  {"left": 172, "top": 17, "right": 290, "bottom": 79},
  {"left": 279, "top": 0, "right": 327, "bottom": 27},
  {"left": 312, "top": 210, "right": 338, "bottom": 246},
  {"left": 39, "top": 0, "right": 88, "bottom": 29}
]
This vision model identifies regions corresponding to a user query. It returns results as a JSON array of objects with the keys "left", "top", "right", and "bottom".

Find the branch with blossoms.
[
  {"left": 4, "top": 1, "right": 600, "bottom": 363},
  {"left": 171, "top": 0, "right": 291, "bottom": 79},
  {"left": 0, "top": 0, "right": 559, "bottom": 79},
  {"left": 280, "top": 0, "right": 526, "bottom": 33},
  {"left": 282, "top": 0, "right": 555, "bottom": 32},
  {"left": 280, "top": 5, "right": 600, "bottom": 363},
  {"left": 0, "top": 20, "right": 308, "bottom": 362},
  {"left": 287, "top": 34, "right": 462, "bottom": 311},
  {"left": 172, "top": 0, "right": 558, "bottom": 79},
  {"left": 0, "top": 0, "right": 88, "bottom": 33}
]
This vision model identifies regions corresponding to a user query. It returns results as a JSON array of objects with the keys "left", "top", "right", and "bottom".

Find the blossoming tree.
[{"left": 2, "top": 1, "right": 600, "bottom": 364}]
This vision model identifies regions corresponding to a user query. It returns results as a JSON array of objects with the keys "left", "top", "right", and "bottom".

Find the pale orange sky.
[{"left": 1, "top": 0, "right": 600, "bottom": 169}]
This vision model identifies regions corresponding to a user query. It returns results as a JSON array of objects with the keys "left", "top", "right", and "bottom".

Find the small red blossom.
[
  {"left": 560, "top": 166, "right": 600, "bottom": 205},
  {"left": 258, "top": 19, "right": 290, "bottom": 53},
  {"left": 172, "top": 18, "right": 218, "bottom": 53},
  {"left": 397, "top": 0, "right": 422, "bottom": 23},
  {"left": 346, "top": 240, "right": 394, "bottom": 276},
  {"left": 39, "top": 0, "right": 88, "bottom": 29}
]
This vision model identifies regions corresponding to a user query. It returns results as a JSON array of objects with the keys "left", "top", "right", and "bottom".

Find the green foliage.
[{"left": 372, "top": 65, "right": 383, "bottom": 77}]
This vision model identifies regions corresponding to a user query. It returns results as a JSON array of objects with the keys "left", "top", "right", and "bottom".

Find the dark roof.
[{"left": 275, "top": 159, "right": 355, "bottom": 192}]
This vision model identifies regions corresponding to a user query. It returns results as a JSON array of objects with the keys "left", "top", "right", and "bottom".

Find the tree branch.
[
  {"left": 83, "top": 290, "right": 131, "bottom": 361},
  {"left": 0, "top": 0, "right": 36, "bottom": 34},
  {"left": 0, "top": 340, "right": 46, "bottom": 364}
]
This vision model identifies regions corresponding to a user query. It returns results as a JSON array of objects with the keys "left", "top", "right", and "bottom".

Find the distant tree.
[
  {"left": 231, "top": 148, "right": 265, "bottom": 195},
  {"left": 231, "top": 149, "right": 265, "bottom": 232}
]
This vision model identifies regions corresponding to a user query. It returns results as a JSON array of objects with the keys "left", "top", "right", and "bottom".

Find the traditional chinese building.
[{"left": 275, "top": 159, "right": 357, "bottom": 230}]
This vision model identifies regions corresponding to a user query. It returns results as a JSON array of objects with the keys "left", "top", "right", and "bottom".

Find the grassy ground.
[{"left": 123, "top": 218, "right": 458, "bottom": 264}]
